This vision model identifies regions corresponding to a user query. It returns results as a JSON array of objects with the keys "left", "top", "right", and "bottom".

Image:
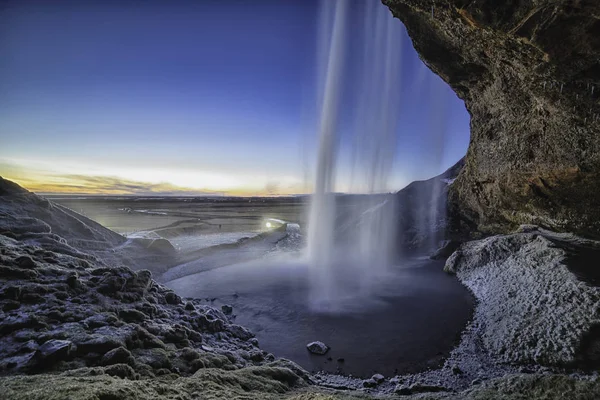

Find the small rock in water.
[
  {"left": 306, "top": 341, "right": 329, "bottom": 355},
  {"left": 221, "top": 304, "right": 233, "bottom": 314},
  {"left": 372, "top": 373, "right": 385, "bottom": 384},
  {"left": 337, "top": 358, "right": 345, "bottom": 363}
]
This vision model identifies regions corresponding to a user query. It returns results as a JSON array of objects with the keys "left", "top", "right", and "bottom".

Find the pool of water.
[{"left": 166, "top": 254, "right": 474, "bottom": 377}]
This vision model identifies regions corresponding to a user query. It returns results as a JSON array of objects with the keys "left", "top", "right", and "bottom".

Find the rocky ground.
[{"left": 3, "top": 176, "right": 600, "bottom": 399}]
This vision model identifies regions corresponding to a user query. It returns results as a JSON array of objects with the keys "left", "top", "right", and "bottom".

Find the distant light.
[{"left": 266, "top": 222, "right": 272, "bottom": 228}]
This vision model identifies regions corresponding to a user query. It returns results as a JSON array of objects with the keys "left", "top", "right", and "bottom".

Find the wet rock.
[
  {"left": 430, "top": 240, "right": 461, "bottom": 260},
  {"left": 394, "top": 384, "right": 411, "bottom": 395},
  {"left": 0, "top": 266, "right": 38, "bottom": 280},
  {"left": 227, "top": 324, "right": 254, "bottom": 341},
  {"left": 372, "top": 373, "right": 385, "bottom": 384},
  {"left": 134, "top": 348, "right": 171, "bottom": 369},
  {"left": 65, "top": 273, "right": 81, "bottom": 289},
  {"left": 128, "top": 270, "right": 152, "bottom": 291},
  {"left": 76, "top": 335, "right": 124, "bottom": 355},
  {"left": 306, "top": 341, "right": 329, "bottom": 355},
  {"left": 221, "top": 304, "right": 233, "bottom": 315},
  {"left": 2, "top": 286, "right": 21, "bottom": 301},
  {"left": 180, "top": 348, "right": 200, "bottom": 361},
  {"left": 249, "top": 350, "right": 264, "bottom": 362},
  {"left": 118, "top": 308, "right": 147, "bottom": 323},
  {"left": 15, "top": 256, "right": 37, "bottom": 269},
  {"left": 363, "top": 378, "right": 377, "bottom": 388},
  {"left": 38, "top": 339, "right": 73, "bottom": 361},
  {"left": 164, "top": 291, "right": 181, "bottom": 305},
  {"left": 164, "top": 326, "right": 188, "bottom": 344},
  {"left": 0, "top": 315, "right": 47, "bottom": 334},
  {"left": 104, "top": 363, "right": 137, "bottom": 379},
  {"left": 101, "top": 347, "right": 134, "bottom": 366},
  {"left": 82, "top": 313, "right": 118, "bottom": 329},
  {"left": 408, "top": 382, "right": 447, "bottom": 393},
  {"left": 3, "top": 300, "right": 20, "bottom": 311},
  {"left": 21, "top": 292, "right": 44, "bottom": 304},
  {"left": 97, "top": 274, "right": 126, "bottom": 296},
  {"left": 194, "top": 315, "right": 224, "bottom": 333}
]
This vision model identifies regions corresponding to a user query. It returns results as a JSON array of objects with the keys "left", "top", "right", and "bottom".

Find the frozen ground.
[{"left": 5, "top": 179, "right": 600, "bottom": 398}]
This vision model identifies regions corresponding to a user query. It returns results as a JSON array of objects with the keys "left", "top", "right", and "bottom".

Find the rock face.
[{"left": 383, "top": 1, "right": 600, "bottom": 239}]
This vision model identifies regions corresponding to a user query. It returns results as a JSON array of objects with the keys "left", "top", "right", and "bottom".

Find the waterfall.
[{"left": 307, "top": 0, "right": 402, "bottom": 311}]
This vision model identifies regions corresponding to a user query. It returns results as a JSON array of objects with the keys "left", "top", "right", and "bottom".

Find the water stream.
[{"left": 308, "top": 0, "right": 403, "bottom": 311}]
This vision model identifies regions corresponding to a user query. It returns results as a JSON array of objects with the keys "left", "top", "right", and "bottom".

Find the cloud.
[
  {"left": 0, "top": 163, "right": 223, "bottom": 196},
  {"left": 0, "top": 159, "right": 307, "bottom": 196}
]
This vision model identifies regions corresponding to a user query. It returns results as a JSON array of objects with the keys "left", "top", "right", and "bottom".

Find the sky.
[{"left": 0, "top": 0, "right": 470, "bottom": 196}]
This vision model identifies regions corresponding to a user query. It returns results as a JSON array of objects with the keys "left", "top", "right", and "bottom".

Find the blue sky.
[{"left": 0, "top": 0, "right": 470, "bottom": 195}]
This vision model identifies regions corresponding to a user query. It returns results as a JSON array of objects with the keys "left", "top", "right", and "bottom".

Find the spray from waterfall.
[{"left": 307, "top": 0, "right": 403, "bottom": 311}]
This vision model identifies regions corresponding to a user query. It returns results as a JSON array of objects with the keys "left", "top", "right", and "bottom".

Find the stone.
[
  {"left": 38, "top": 339, "right": 73, "bottom": 361},
  {"left": 164, "top": 291, "right": 181, "bottom": 305},
  {"left": 221, "top": 304, "right": 233, "bottom": 314},
  {"left": 134, "top": 348, "right": 171, "bottom": 369},
  {"left": 394, "top": 384, "right": 411, "bottom": 395},
  {"left": 306, "top": 341, "right": 329, "bottom": 355},
  {"left": 372, "top": 373, "right": 385, "bottom": 384},
  {"left": 118, "top": 308, "right": 147, "bottom": 323},
  {"left": 101, "top": 347, "right": 134, "bottom": 366},
  {"left": 15, "top": 256, "right": 36, "bottom": 269},
  {"left": 227, "top": 324, "right": 254, "bottom": 340},
  {"left": 363, "top": 378, "right": 377, "bottom": 388},
  {"left": 104, "top": 363, "right": 137, "bottom": 379},
  {"left": 3, "top": 300, "right": 20, "bottom": 311},
  {"left": 408, "top": 382, "right": 447, "bottom": 393}
]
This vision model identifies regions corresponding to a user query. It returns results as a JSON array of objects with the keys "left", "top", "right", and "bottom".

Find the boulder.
[{"left": 306, "top": 341, "right": 329, "bottom": 355}]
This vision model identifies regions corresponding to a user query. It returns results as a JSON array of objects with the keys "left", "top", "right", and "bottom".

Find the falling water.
[{"left": 307, "top": 0, "right": 403, "bottom": 311}]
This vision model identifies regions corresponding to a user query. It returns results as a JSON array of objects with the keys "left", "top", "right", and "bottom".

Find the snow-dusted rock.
[{"left": 445, "top": 232, "right": 600, "bottom": 366}]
